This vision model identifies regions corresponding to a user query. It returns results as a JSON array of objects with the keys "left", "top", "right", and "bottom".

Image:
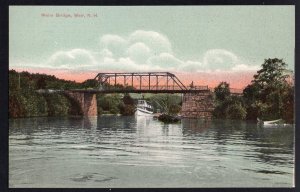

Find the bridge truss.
[{"left": 94, "top": 72, "right": 209, "bottom": 93}]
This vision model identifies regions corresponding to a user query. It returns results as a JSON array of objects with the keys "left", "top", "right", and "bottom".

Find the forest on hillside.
[{"left": 8, "top": 70, "right": 134, "bottom": 118}]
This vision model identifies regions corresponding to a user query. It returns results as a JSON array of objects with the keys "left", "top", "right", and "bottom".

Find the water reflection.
[
  {"left": 9, "top": 116, "right": 294, "bottom": 187},
  {"left": 251, "top": 125, "right": 294, "bottom": 167},
  {"left": 181, "top": 118, "right": 210, "bottom": 135}
]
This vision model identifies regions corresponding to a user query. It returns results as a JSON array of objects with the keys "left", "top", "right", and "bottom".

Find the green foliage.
[
  {"left": 149, "top": 94, "right": 181, "bottom": 114},
  {"left": 253, "top": 58, "right": 288, "bottom": 87},
  {"left": 119, "top": 103, "right": 136, "bottom": 116},
  {"left": 9, "top": 91, "right": 26, "bottom": 118},
  {"left": 214, "top": 82, "right": 230, "bottom": 102},
  {"left": 119, "top": 94, "right": 136, "bottom": 116},
  {"left": 97, "top": 94, "right": 122, "bottom": 114},
  {"left": 242, "top": 83, "right": 260, "bottom": 119},
  {"left": 97, "top": 107, "right": 104, "bottom": 115},
  {"left": 281, "top": 85, "right": 294, "bottom": 123},
  {"left": 36, "top": 77, "right": 47, "bottom": 89},
  {"left": 213, "top": 82, "right": 246, "bottom": 120},
  {"left": 242, "top": 58, "right": 294, "bottom": 122},
  {"left": 123, "top": 94, "right": 134, "bottom": 105},
  {"left": 212, "top": 104, "right": 226, "bottom": 119},
  {"left": 169, "top": 104, "right": 181, "bottom": 115},
  {"left": 81, "top": 79, "right": 99, "bottom": 89},
  {"left": 110, "top": 104, "right": 119, "bottom": 114},
  {"left": 97, "top": 94, "right": 110, "bottom": 111},
  {"left": 109, "top": 95, "right": 122, "bottom": 114},
  {"left": 9, "top": 70, "right": 81, "bottom": 118},
  {"left": 225, "top": 103, "right": 247, "bottom": 120},
  {"left": 9, "top": 89, "right": 48, "bottom": 118},
  {"left": 8, "top": 71, "right": 48, "bottom": 117},
  {"left": 44, "top": 94, "right": 71, "bottom": 116}
]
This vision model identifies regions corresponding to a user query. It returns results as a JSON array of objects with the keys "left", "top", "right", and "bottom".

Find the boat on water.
[
  {"left": 157, "top": 113, "right": 181, "bottom": 123},
  {"left": 257, "top": 118, "right": 286, "bottom": 126},
  {"left": 136, "top": 100, "right": 154, "bottom": 116}
]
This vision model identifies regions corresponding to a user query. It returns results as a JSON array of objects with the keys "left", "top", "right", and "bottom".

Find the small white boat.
[
  {"left": 257, "top": 118, "right": 285, "bottom": 126},
  {"left": 136, "top": 100, "right": 154, "bottom": 116}
]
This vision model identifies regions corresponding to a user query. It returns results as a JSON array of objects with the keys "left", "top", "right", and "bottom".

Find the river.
[{"left": 9, "top": 116, "right": 294, "bottom": 188}]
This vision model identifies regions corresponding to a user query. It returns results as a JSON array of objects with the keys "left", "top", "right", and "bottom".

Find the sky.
[{"left": 9, "top": 6, "right": 295, "bottom": 89}]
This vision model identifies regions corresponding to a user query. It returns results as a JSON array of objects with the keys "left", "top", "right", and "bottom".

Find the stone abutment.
[
  {"left": 181, "top": 91, "right": 214, "bottom": 119},
  {"left": 65, "top": 91, "right": 97, "bottom": 116}
]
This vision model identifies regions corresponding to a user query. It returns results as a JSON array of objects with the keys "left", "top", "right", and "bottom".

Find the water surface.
[{"left": 9, "top": 116, "right": 294, "bottom": 187}]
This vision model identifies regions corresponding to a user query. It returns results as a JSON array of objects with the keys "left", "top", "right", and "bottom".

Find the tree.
[
  {"left": 243, "top": 58, "right": 293, "bottom": 121},
  {"left": 253, "top": 58, "right": 288, "bottom": 87},
  {"left": 36, "top": 77, "right": 47, "bottom": 89},
  {"left": 281, "top": 84, "right": 294, "bottom": 123},
  {"left": 214, "top": 82, "right": 230, "bottom": 102},
  {"left": 243, "top": 83, "right": 260, "bottom": 120},
  {"left": 119, "top": 103, "right": 136, "bottom": 116},
  {"left": 213, "top": 82, "right": 246, "bottom": 120},
  {"left": 119, "top": 94, "right": 136, "bottom": 116},
  {"left": 123, "top": 94, "right": 134, "bottom": 105},
  {"left": 81, "top": 79, "right": 98, "bottom": 89},
  {"left": 225, "top": 103, "right": 247, "bottom": 120},
  {"left": 149, "top": 94, "right": 182, "bottom": 114}
]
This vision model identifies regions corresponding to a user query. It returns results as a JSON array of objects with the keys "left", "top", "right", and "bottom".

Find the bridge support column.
[
  {"left": 181, "top": 91, "right": 214, "bottom": 119},
  {"left": 65, "top": 91, "right": 97, "bottom": 116}
]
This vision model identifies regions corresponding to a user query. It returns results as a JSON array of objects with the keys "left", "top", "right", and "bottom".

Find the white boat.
[
  {"left": 257, "top": 118, "right": 285, "bottom": 126},
  {"left": 136, "top": 100, "right": 154, "bottom": 116}
]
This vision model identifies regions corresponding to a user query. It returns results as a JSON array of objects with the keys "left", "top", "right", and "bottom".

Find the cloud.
[
  {"left": 99, "top": 49, "right": 113, "bottom": 58},
  {"left": 203, "top": 49, "right": 239, "bottom": 70},
  {"left": 99, "top": 34, "right": 128, "bottom": 57},
  {"left": 129, "top": 30, "right": 172, "bottom": 55},
  {"left": 46, "top": 49, "right": 97, "bottom": 70},
  {"left": 10, "top": 30, "right": 260, "bottom": 74},
  {"left": 147, "top": 53, "right": 183, "bottom": 70},
  {"left": 231, "top": 64, "right": 260, "bottom": 71},
  {"left": 127, "top": 42, "right": 152, "bottom": 63},
  {"left": 178, "top": 60, "right": 205, "bottom": 72},
  {"left": 96, "top": 31, "right": 258, "bottom": 73},
  {"left": 99, "top": 56, "right": 162, "bottom": 72},
  {"left": 98, "top": 30, "right": 172, "bottom": 59}
]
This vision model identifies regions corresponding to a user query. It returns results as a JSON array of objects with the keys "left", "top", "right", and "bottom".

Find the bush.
[
  {"left": 44, "top": 93, "right": 71, "bottom": 116},
  {"left": 9, "top": 89, "right": 48, "bottom": 118},
  {"left": 110, "top": 104, "right": 119, "bottom": 114},
  {"left": 119, "top": 103, "right": 136, "bottom": 116},
  {"left": 225, "top": 103, "right": 247, "bottom": 120}
]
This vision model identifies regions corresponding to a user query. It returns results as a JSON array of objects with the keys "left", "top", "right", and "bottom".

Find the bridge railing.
[
  {"left": 230, "top": 88, "right": 243, "bottom": 95},
  {"left": 188, "top": 86, "right": 209, "bottom": 90},
  {"left": 100, "top": 85, "right": 209, "bottom": 91},
  {"left": 208, "top": 87, "right": 244, "bottom": 95}
]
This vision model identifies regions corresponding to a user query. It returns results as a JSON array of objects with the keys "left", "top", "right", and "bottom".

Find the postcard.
[{"left": 8, "top": 5, "right": 295, "bottom": 188}]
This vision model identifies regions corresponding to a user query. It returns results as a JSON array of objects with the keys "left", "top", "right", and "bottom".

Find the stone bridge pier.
[
  {"left": 181, "top": 91, "right": 214, "bottom": 119},
  {"left": 65, "top": 91, "right": 97, "bottom": 116}
]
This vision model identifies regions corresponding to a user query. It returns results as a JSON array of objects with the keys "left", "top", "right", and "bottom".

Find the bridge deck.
[{"left": 69, "top": 89, "right": 211, "bottom": 94}]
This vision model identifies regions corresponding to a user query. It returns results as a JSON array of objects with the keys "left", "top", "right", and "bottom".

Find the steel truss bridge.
[
  {"left": 93, "top": 72, "right": 208, "bottom": 93},
  {"left": 70, "top": 72, "right": 242, "bottom": 94}
]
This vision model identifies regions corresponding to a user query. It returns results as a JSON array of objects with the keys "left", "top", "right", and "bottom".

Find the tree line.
[
  {"left": 8, "top": 70, "right": 137, "bottom": 118},
  {"left": 9, "top": 58, "right": 294, "bottom": 122},
  {"left": 212, "top": 58, "right": 294, "bottom": 123}
]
